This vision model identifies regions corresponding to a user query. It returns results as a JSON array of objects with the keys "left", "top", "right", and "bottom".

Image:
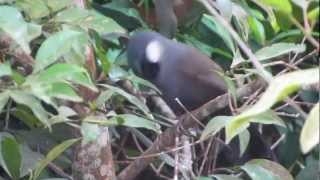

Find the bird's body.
[
  {"left": 126, "top": 31, "right": 276, "bottom": 169},
  {"left": 127, "top": 32, "right": 227, "bottom": 114}
]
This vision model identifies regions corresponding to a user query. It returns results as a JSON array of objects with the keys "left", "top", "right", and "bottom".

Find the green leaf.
[
  {"left": 245, "top": 159, "right": 293, "bottom": 180},
  {"left": 1, "top": 137, "right": 21, "bottom": 179},
  {"left": 0, "top": 91, "right": 9, "bottom": 113},
  {"left": 100, "top": 84, "right": 151, "bottom": 118},
  {"left": 20, "top": 144, "right": 43, "bottom": 177},
  {"left": 249, "top": 110, "right": 286, "bottom": 127},
  {"left": 47, "top": 82, "right": 82, "bottom": 102},
  {"left": 260, "top": 0, "right": 292, "bottom": 14},
  {"left": 127, "top": 74, "right": 162, "bottom": 95},
  {"left": 307, "top": 7, "right": 319, "bottom": 23},
  {"left": 12, "top": 105, "right": 41, "bottom": 128},
  {"left": 91, "top": 1, "right": 145, "bottom": 30},
  {"left": 96, "top": 90, "right": 114, "bottom": 107},
  {"left": 239, "top": 129, "right": 250, "bottom": 156},
  {"left": 45, "top": 0, "right": 72, "bottom": 12},
  {"left": 241, "top": 163, "right": 281, "bottom": 180},
  {"left": 55, "top": 7, "right": 125, "bottom": 34},
  {"left": 9, "top": 90, "right": 50, "bottom": 127},
  {"left": 201, "top": 14, "right": 235, "bottom": 54},
  {"left": 0, "top": 63, "right": 11, "bottom": 77},
  {"left": 16, "top": 0, "right": 50, "bottom": 19},
  {"left": 36, "top": 63, "right": 97, "bottom": 91},
  {"left": 84, "top": 114, "right": 161, "bottom": 133},
  {"left": 0, "top": 6, "right": 42, "bottom": 54},
  {"left": 0, "top": 133, "right": 14, "bottom": 177},
  {"left": 254, "top": 43, "right": 306, "bottom": 61},
  {"left": 248, "top": 16, "right": 266, "bottom": 45},
  {"left": 300, "top": 103, "right": 319, "bottom": 154},
  {"left": 296, "top": 158, "right": 318, "bottom": 180},
  {"left": 215, "top": 0, "right": 233, "bottom": 21},
  {"left": 200, "top": 116, "right": 231, "bottom": 140},
  {"left": 34, "top": 30, "right": 88, "bottom": 72},
  {"left": 32, "top": 138, "right": 80, "bottom": 180},
  {"left": 226, "top": 68, "right": 319, "bottom": 142},
  {"left": 213, "top": 174, "right": 242, "bottom": 180},
  {"left": 11, "top": 71, "right": 25, "bottom": 85},
  {"left": 90, "top": 29, "right": 112, "bottom": 75}
]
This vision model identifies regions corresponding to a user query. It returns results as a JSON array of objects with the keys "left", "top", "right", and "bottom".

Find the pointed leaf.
[
  {"left": 32, "top": 138, "right": 80, "bottom": 179},
  {"left": 1, "top": 137, "right": 21, "bottom": 179},
  {"left": 226, "top": 68, "right": 319, "bottom": 142},
  {"left": 300, "top": 103, "right": 319, "bottom": 154},
  {"left": 254, "top": 43, "right": 306, "bottom": 62},
  {"left": 84, "top": 114, "right": 161, "bottom": 133},
  {"left": 35, "top": 30, "right": 88, "bottom": 72},
  {"left": 0, "top": 63, "right": 11, "bottom": 77},
  {"left": 0, "top": 6, "right": 41, "bottom": 54},
  {"left": 200, "top": 116, "right": 231, "bottom": 140}
]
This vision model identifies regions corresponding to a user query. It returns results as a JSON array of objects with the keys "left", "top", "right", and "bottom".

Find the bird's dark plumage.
[
  {"left": 127, "top": 31, "right": 227, "bottom": 114},
  {"left": 126, "top": 31, "right": 276, "bottom": 169}
]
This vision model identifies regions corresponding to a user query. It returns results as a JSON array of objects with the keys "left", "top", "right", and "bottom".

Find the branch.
[{"left": 117, "top": 79, "right": 267, "bottom": 180}]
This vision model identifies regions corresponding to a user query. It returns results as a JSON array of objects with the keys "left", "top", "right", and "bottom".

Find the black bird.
[
  {"left": 127, "top": 31, "right": 227, "bottom": 115},
  {"left": 126, "top": 31, "right": 275, "bottom": 167}
]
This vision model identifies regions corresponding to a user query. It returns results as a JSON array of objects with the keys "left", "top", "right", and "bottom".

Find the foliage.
[{"left": 0, "top": 0, "right": 318, "bottom": 179}]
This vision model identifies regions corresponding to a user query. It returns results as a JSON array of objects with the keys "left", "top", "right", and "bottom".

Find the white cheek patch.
[{"left": 145, "top": 40, "right": 163, "bottom": 63}]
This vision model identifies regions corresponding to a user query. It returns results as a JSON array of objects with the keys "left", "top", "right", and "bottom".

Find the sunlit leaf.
[
  {"left": 84, "top": 114, "right": 161, "bottom": 133},
  {"left": 0, "top": 6, "right": 42, "bottom": 54},
  {"left": 34, "top": 30, "right": 88, "bottom": 72},
  {"left": 32, "top": 138, "right": 80, "bottom": 180},
  {"left": 213, "top": 174, "right": 242, "bottom": 180},
  {"left": 200, "top": 116, "right": 231, "bottom": 140},
  {"left": 0, "top": 91, "right": 9, "bottom": 113},
  {"left": 307, "top": 7, "right": 320, "bottom": 23},
  {"left": 216, "top": 0, "right": 233, "bottom": 21},
  {"left": 55, "top": 7, "right": 125, "bottom": 34},
  {"left": 260, "top": 0, "right": 292, "bottom": 14},
  {"left": 45, "top": 0, "right": 72, "bottom": 12},
  {"left": 239, "top": 129, "right": 250, "bottom": 156},
  {"left": 47, "top": 82, "right": 82, "bottom": 102},
  {"left": 9, "top": 90, "right": 50, "bottom": 127},
  {"left": 16, "top": 0, "right": 49, "bottom": 19},
  {"left": 254, "top": 43, "right": 306, "bottom": 61},
  {"left": 226, "top": 68, "right": 319, "bottom": 142},
  {"left": 300, "top": 103, "right": 319, "bottom": 154},
  {"left": 248, "top": 16, "right": 265, "bottom": 45},
  {"left": 36, "top": 63, "right": 97, "bottom": 91},
  {"left": 0, "top": 63, "right": 11, "bottom": 77}
]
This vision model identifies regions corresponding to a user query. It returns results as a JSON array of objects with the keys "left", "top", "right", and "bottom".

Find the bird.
[
  {"left": 127, "top": 31, "right": 227, "bottom": 115},
  {"left": 126, "top": 31, "right": 276, "bottom": 167}
]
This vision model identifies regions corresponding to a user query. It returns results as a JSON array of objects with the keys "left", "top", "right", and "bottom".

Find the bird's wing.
[{"left": 178, "top": 49, "right": 227, "bottom": 92}]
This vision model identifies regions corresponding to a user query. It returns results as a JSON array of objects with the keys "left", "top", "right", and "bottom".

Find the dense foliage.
[{"left": 0, "top": 0, "right": 318, "bottom": 179}]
